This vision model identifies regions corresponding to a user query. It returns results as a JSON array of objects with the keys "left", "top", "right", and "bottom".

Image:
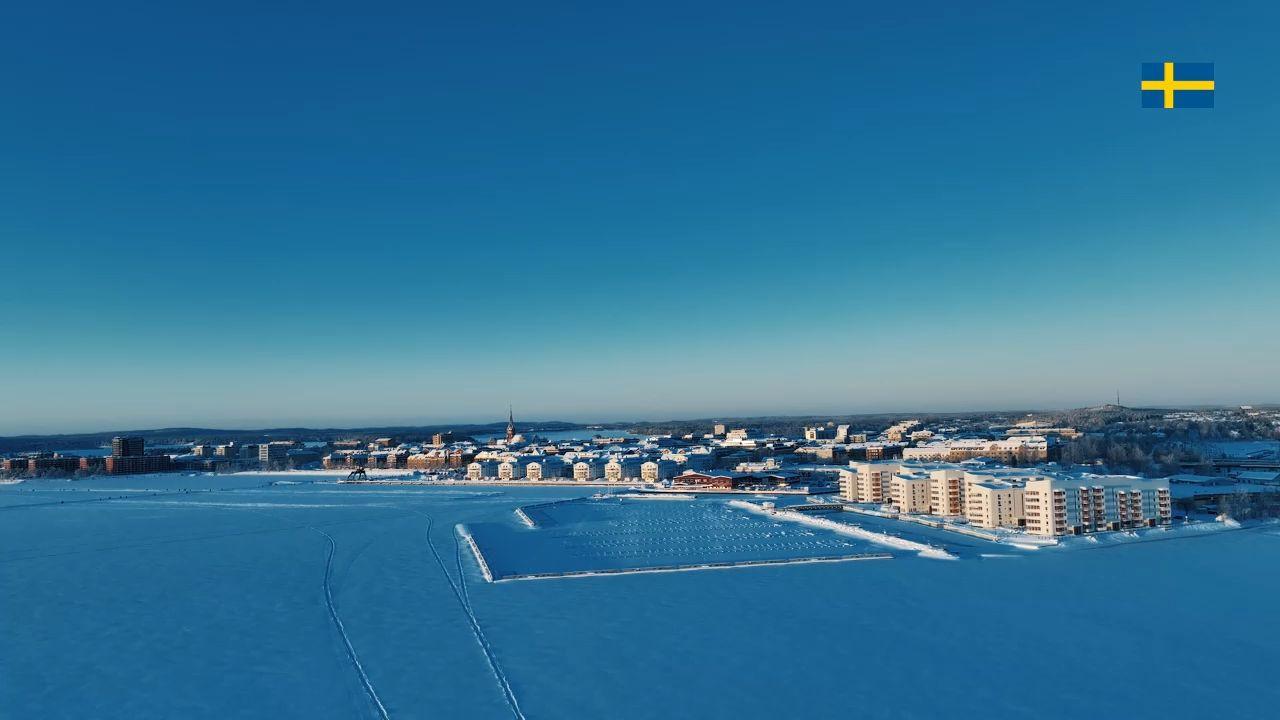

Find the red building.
[
  {"left": 104, "top": 455, "right": 173, "bottom": 475},
  {"left": 27, "top": 456, "right": 84, "bottom": 474},
  {"left": 671, "top": 470, "right": 791, "bottom": 489}
]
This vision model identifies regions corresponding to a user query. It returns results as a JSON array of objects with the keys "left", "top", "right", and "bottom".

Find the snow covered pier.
[
  {"left": 730, "top": 500, "right": 958, "bottom": 559},
  {"left": 786, "top": 503, "right": 845, "bottom": 513},
  {"left": 457, "top": 525, "right": 495, "bottom": 583},
  {"left": 513, "top": 497, "right": 586, "bottom": 528},
  {"left": 480, "top": 552, "right": 892, "bottom": 583}
]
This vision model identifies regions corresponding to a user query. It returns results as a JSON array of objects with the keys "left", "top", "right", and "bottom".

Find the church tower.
[{"left": 506, "top": 406, "right": 515, "bottom": 443}]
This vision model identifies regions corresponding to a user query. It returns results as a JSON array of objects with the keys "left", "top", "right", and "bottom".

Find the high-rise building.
[
  {"left": 259, "top": 442, "right": 291, "bottom": 465},
  {"left": 112, "top": 436, "right": 145, "bottom": 457}
]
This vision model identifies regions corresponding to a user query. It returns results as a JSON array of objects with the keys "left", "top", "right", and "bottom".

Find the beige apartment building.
[
  {"left": 573, "top": 460, "right": 604, "bottom": 481},
  {"left": 1023, "top": 476, "right": 1172, "bottom": 536},
  {"left": 498, "top": 460, "right": 527, "bottom": 481},
  {"left": 964, "top": 480, "right": 1026, "bottom": 529},
  {"left": 889, "top": 472, "right": 932, "bottom": 513},
  {"left": 926, "top": 467, "right": 966, "bottom": 516},
  {"left": 840, "top": 461, "right": 902, "bottom": 503},
  {"left": 640, "top": 460, "right": 677, "bottom": 483},
  {"left": 466, "top": 460, "right": 498, "bottom": 480},
  {"left": 604, "top": 457, "right": 643, "bottom": 482},
  {"left": 842, "top": 459, "right": 1176, "bottom": 538}
]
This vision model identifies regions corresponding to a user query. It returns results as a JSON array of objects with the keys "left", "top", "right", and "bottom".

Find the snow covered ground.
[{"left": 3, "top": 473, "right": 1279, "bottom": 719}]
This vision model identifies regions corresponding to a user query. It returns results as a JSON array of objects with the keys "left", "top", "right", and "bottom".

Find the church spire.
[{"left": 506, "top": 405, "right": 515, "bottom": 442}]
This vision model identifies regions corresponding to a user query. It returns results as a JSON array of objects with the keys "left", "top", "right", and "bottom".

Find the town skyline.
[{"left": 3, "top": 398, "right": 1276, "bottom": 440}]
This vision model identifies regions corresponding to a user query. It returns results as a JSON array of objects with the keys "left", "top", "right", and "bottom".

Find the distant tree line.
[
  {"left": 1056, "top": 435, "right": 1200, "bottom": 476},
  {"left": 1217, "top": 490, "right": 1280, "bottom": 520}
]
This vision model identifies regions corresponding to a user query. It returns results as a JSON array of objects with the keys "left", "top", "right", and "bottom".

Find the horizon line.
[{"left": 2, "top": 402, "right": 1272, "bottom": 440}]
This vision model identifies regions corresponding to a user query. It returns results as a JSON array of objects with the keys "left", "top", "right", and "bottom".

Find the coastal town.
[{"left": 5, "top": 406, "right": 1278, "bottom": 542}]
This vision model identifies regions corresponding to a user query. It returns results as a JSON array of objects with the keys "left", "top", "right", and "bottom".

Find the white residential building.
[
  {"left": 903, "top": 436, "right": 1048, "bottom": 463},
  {"left": 640, "top": 459, "right": 678, "bottom": 483},
  {"left": 1023, "top": 475, "right": 1172, "bottom": 536},
  {"left": 498, "top": 458, "right": 530, "bottom": 481},
  {"left": 573, "top": 459, "right": 605, "bottom": 481},
  {"left": 604, "top": 456, "right": 643, "bottom": 482},
  {"left": 467, "top": 460, "right": 499, "bottom": 480}
]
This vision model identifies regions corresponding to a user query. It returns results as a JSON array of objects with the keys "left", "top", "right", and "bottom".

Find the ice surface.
[{"left": 3, "top": 474, "right": 1279, "bottom": 719}]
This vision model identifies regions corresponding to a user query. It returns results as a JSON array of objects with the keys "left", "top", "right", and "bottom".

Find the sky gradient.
[{"left": 3, "top": 1, "right": 1279, "bottom": 434}]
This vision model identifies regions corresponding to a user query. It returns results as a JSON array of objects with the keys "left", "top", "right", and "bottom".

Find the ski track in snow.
[
  {"left": 416, "top": 512, "right": 526, "bottom": 720},
  {"left": 310, "top": 527, "right": 391, "bottom": 720},
  {"left": 454, "top": 531, "right": 474, "bottom": 614}
]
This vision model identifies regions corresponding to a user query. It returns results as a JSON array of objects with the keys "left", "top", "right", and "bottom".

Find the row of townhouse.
[
  {"left": 324, "top": 445, "right": 476, "bottom": 469},
  {"left": 839, "top": 460, "right": 1171, "bottom": 536},
  {"left": 465, "top": 457, "right": 683, "bottom": 482}
]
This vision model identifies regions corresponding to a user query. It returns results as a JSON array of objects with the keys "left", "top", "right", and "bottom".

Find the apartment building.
[
  {"left": 103, "top": 455, "right": 174, "bottom": 475},
  {"left": 497, "top": 458, "right": 530, "bottom": 481},
  {"left": 604, "top": 457, "right": 643, "bottom": 482},
  {"left": 884, "top": 420, "right": 920, "bottom": 443},
  {"left": 840, "top": 461, "right": 902, "bottom": 503},
  {"left": 926, "top": 467, "right": 966, "bottom": 516},
  {"left": 1024, "top": 475, "right": 1172, "bottom": 536},
  {"left": 965, "top": 480, "right": 1026, "bottom": 529},
  {"left": 889, "top": 472, "right": 932, "bottom": 513},
  {"left": 640, "top": 459, "right": 678, "bottom": 483},
  {"left": 524, "top": 457, "right": 567, "bottom": 481},
  {"left": 573, "top": 459, "right": 605, "bottom": 481},
  {"left": 904, "top": 436, "right": 1049, "bottom": 463},
  {"left": 26, "top": 456, "right": 84, "bottom": 474},
  {"left": 259, "top": 442, "right": 292, "bottom": 465},
  {"left": 525, "top": 461, "right": 547, "bottom": 481},
  {"left": 467, "top": 460, "right": 499, "bottom": 480},
  {"left": 112, "top": 436, "right": 145, "bottom": 458}
]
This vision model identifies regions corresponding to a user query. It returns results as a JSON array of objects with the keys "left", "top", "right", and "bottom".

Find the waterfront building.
[
  {"left": 841, "top": 461, "right": 902, "bottom": 503},
  {"left": 467, "top": 460, "right": 499, "bottom": 480},
  {"left": 640, "top": 459, "right": 678, "bottom": 483},
  {"left": 104, "top": 455, "right": 173, "bottom": 475},
  {"left": 523, "top": 457, "right": 567, "bottom": 480},
  {"left": 926, "top": 467, "right": 966, "bottom": 516},
  {"left": 604, "top": 457, "right": 643, "bottom": 482},
  {"left": 573, "top": 459, "right": 605, "bottom": 481},
  {"left": 2, "top": 458, "right": 31, "bottom": 473},
  {"left": 889, "top": 471, "right": 932, "bottom": 513},
  {"left": 964, "top": 480, "right": 1026, "bottom": 529},
  {"left": 112, "top": 436, "right": 145, "bottom": 458},
  {"left": 27, "top": 456, "right": 84, "bottom": 474},
  {"left": 1023, "top": 476, "right": 1172, "bottom": 536},
  {"left": 259, "top": 442, "right": 291, "bottom": 465}
]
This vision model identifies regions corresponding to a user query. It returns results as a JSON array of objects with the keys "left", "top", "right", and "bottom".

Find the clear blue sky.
[{"left": 2, "top": 1, "right": 1278, "bottom": 434}]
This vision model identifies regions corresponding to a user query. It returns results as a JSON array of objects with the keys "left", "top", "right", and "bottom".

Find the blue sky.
[{"left": 2, "top": 1, "right": 1278, "bottom": 434}]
